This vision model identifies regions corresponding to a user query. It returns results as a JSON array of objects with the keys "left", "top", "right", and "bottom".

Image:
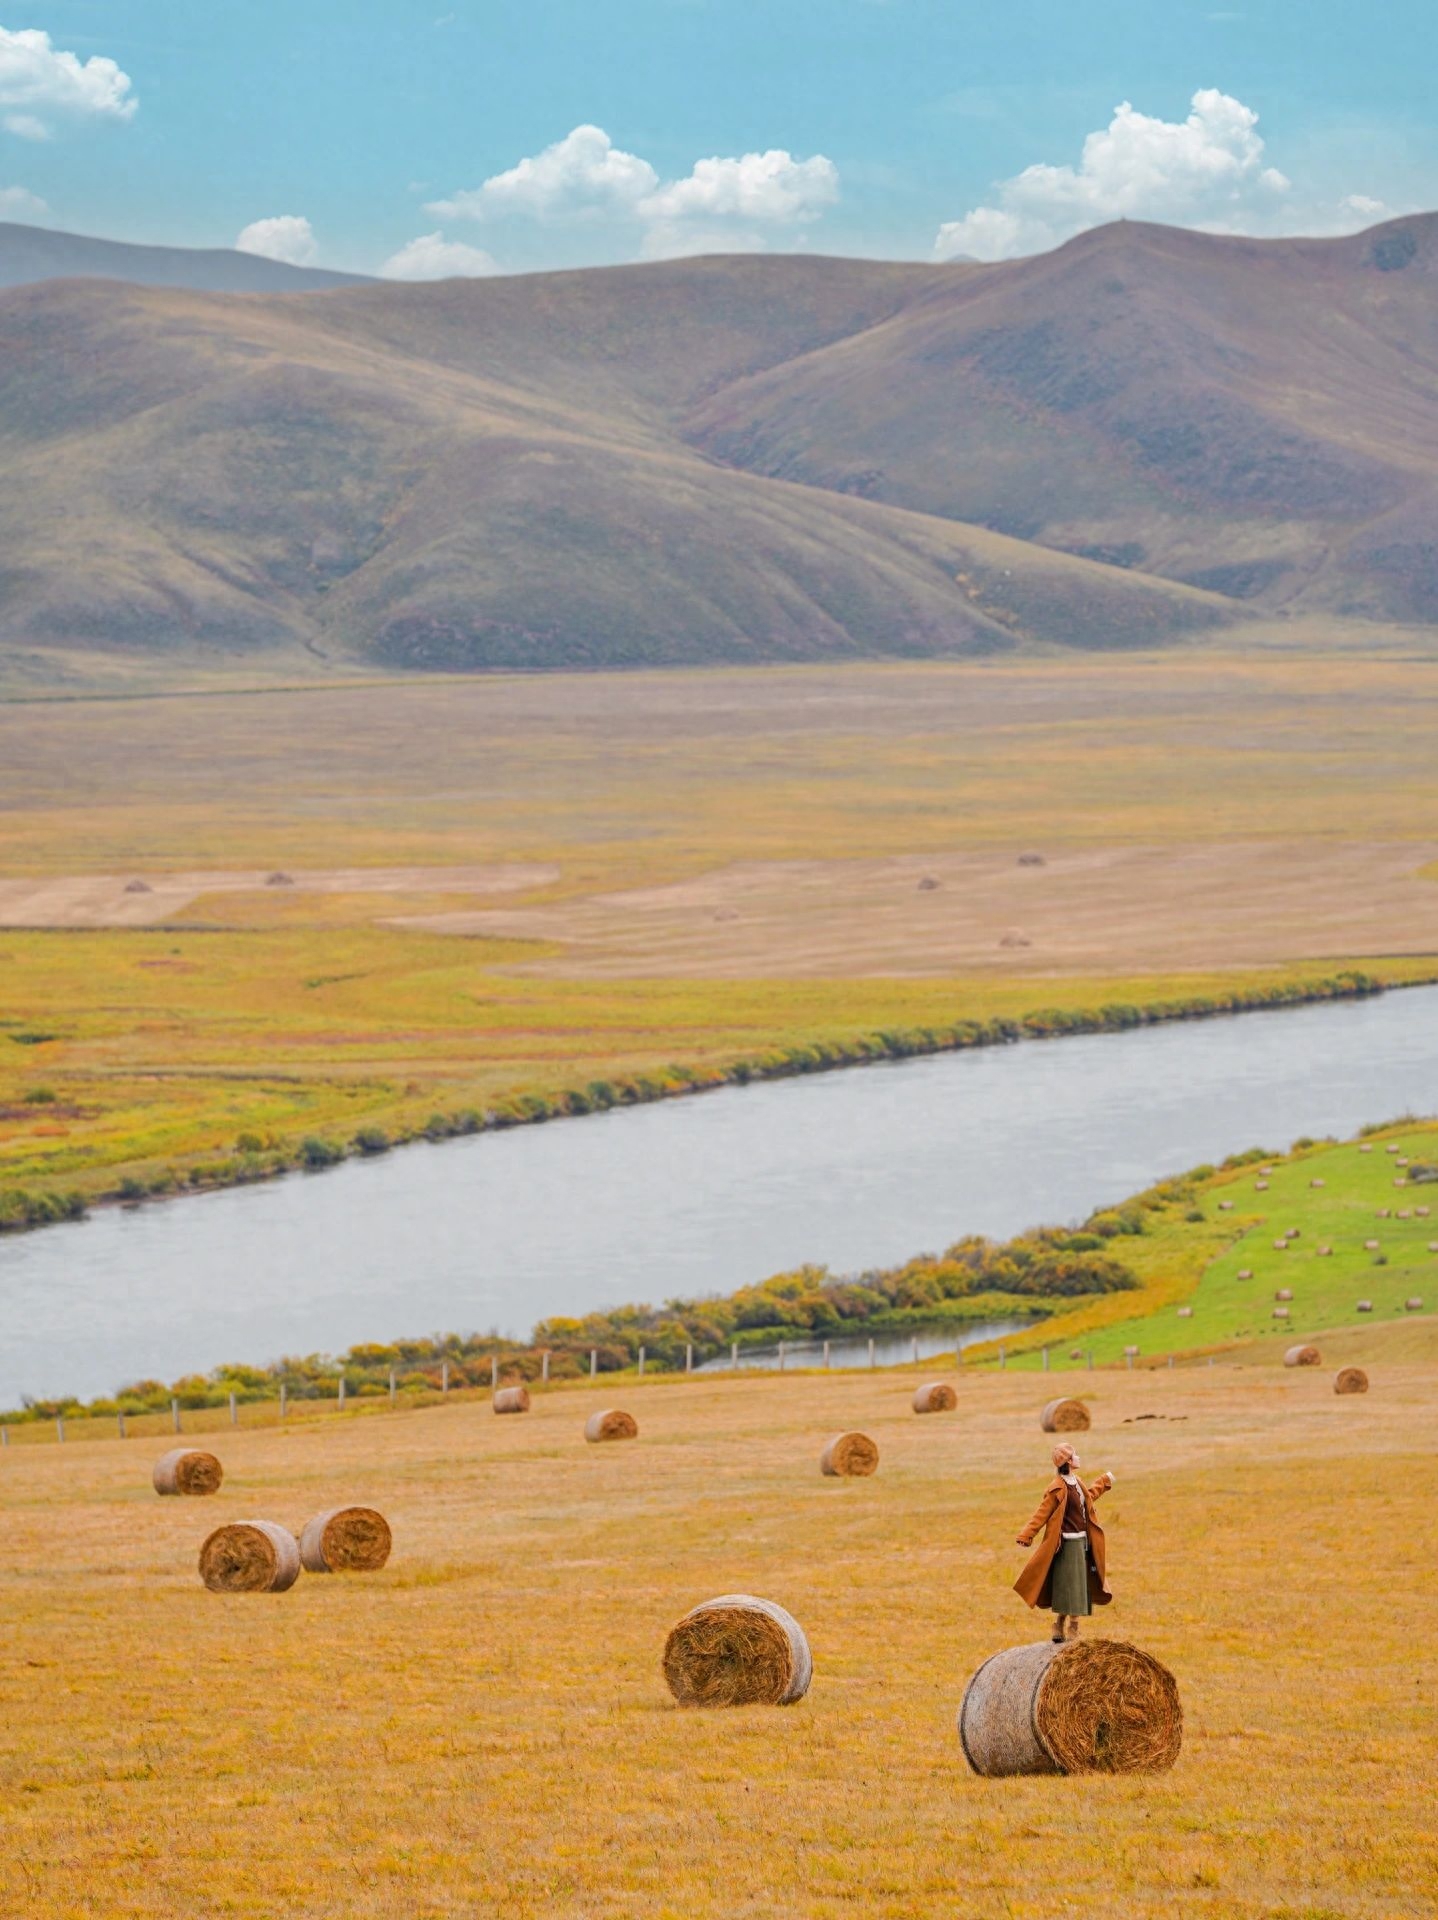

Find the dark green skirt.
[{"left": 1051, "top": 1536, "right": 1092, "bottom": 1616}]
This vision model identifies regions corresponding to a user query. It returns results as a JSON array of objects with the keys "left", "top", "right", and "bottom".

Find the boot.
[
  {"left": 1051, "top": 1614, "right": 1067, "bottom": 1643},
  {"left": 1064, "top": 1614, "right": 1081, "bottom": 1641}
]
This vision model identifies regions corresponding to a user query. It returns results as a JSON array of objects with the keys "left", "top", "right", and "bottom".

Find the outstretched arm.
[
  {"left": 1017, "top": 1485, "right": 1060, "bottom": 1546},
  {"left": 1085, "top": 1470, "right": 1115, "bottom": 1504}
]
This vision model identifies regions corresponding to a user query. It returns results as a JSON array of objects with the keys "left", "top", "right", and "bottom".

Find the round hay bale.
[
  {"left": 958, "top": 1639, "right": 1181, "bottom": 1776},
  {"left": 153, "top": 1447, "right": 223, "bottom": 1496},
  {"left": 1386, "top": 1143, "right": 1400, "bottom": 1154},
  {"left": 585, "top": 1408, "right": 638, "bottom": 1442},
  {"left": 1397, "top": 1210, "right": 1412, "bottom": 1220},
  {"left": 1254, "top": 1180, "right": 1269, "bottom": 1191},
  {"left": 1334, "top": 1367, "right": 1369, "bottom": 1395},
  {"left": 663, "top": 1594, "right": 811, "bottom": 1707},
  {"left": 1284, "top": 1344, "right": 1320, "bottom": 1367},
  {"left": 1040, "top": 1397, "right": 1091, "bottom": 1433},
  {"left": 1272, "top": 1306, "right": 1290, "bottom": 1319},
  {"left": 1237, "top": 1268, "right": 1253, "bottom": 1280},
  {"left": 1318, "top": 1245, "right": 1332, "bottom": 1256},
  {"left": 1274, "top": 1287, "right": 1293, "bottom": 1301},
  {"left": 1429, "top": 1241, "right": 1438, "bottom": 1253},
  {"left": 1176, "top": 1306, "right": 1192, "bottom": 1318},
  {"left": 1311, "top": 1178, "right": 1325, "bottom": 1188},
  {"left": 1218, "top": 1200, "right": 1233, "bottom": 1210},
  {"left": 1377, "top": 1208, "right": 1390, "bottom": 1218},
  {"left": 1405, "top": 1296, "right": 1424, "bottom": 1312},
  {"left": 299, "top": 1506, "right": 391, "bottom": 1573},
  {"left": 1364, "top": 1239, "right": 1380, "bottom": 1251},
  {"left": 912, "top": 1382, "right": 957, "bottom": 1414},
  {"left": 1356, "top": 1299, "right": 1373, "bottom": 1312},
  {"left": 1360, "top": 1143, "right": 1373, "bottom": 1152},
  {"left": 1259, "top": 1165, "right": 1273, "bottom": 1175},
  {"left": 198, "top": 1520, "right": 300, "bottom": 1594},
  {"left": 1272, "top": 1239, "right": 1288, "bottom": 1251},
  {"left": 1286, "top": 1228, "right": 1301, "bottom": 1240},
  {"left": 820, "top": 1431, "right": 879, "bottom": 1476},
  {"left": 493, "top": 1385, "right": 530, "bottom": 1414}
]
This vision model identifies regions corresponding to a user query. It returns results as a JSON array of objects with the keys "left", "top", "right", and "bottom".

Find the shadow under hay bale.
[
  {"left": 820, "top": 1431, "right": 878, "bottom": 1476},
  {"left": 199, "top": 1521, "right": 300, "bottom": 1593},
  {"left": 912, "top": 1382, "right": 956, "bottom": 1414},
  {"left": 959, "top": 1639, "right": 1181, "bottom": 1776},
  {"left": 493, "top": 1385, "right": 530, "bottom": 1414},
  {"left": 663, "top": 1594, "right": 812, "bottom": 1708},
  {"left": 1284, "top": 1344, "right": 1321, "bottom": 1367},
  {"left": 153, "top": 1447, "right": 223, "bottom": 1496},
  {"left": 1334, "top": 1367, "right": 1369, "bottom": 1395},
  {"left": 1040, "top": 1397, "right": 1090, "bottom": 1433},
  {"left": 585, "top": 1408, "right": 638, "bottom": 1442},
  {"left": 299, "top": 1506, "right": 392, "bottom": 1573}
]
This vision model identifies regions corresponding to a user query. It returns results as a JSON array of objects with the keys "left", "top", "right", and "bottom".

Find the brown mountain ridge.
[{"left": 1, "top": 213, "right": 1434, "bottom": 680}]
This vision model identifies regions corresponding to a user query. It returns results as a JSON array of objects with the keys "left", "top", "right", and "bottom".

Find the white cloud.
[
  {"left": 380, "top": 231, "right": 498, "bottom": 281},
  {"left": 934, "top": 89, "right": 1293, "bottom": 261},
  {"left": 639, "top": 149, "right": 839, "bottom": 226},
  {"left": 0, "top": 27, "right": 135, "bottom": 138},
  {"left": 428, "top": 124, "right": 657, "bottom": 222},
  {"left": 235, "top": 215, "right": 318, "bottom": 266},
  {"left": 0, "top": 181, "right": 46, "bottom": 218}
]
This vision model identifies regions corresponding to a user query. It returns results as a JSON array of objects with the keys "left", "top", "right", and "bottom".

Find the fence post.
[
  {"left": 389, "top": 1367, "right": 397, "bottom": 1408},
  {"left": 229, "top": 1391, "right": 238, "bottom": 1427},
  {"left": 638, "top": 1345, "right": 646, "bottom": 1377},
  {"left": 280, "top": 1382, "right": 288, "bottom": 1420},
  {"left": 868, "top": 1337, "right": 875, "bottom": 1370},
  {"left": 1168, "top": 1354, "right": 1174, "bottom": 1370},
  {"left": 170, "top": 1397, "right": 180, "bottom": 1435},
  {"left": 1087, "top": 1351, "right": 1093, "bottom": 1371},
  {"left": 823, "top": 1340, "right": 831, "bottom": 1369},
  {"left": 998, "top": 1345, "right": 1006, "bottom": 1369},
  {"left": 117, "top": 1410, "right": 126, "bottom": 1439},
  {"left": 685, "top": 1343, "right": 693, "bottom": 1375},
  {"left": 1042, "top": 1347, "right": 1049, "bottom": 1372},
  {"left": 1126, "top": 1351, "right": 1134, "bottom": 1371},
  {"left": 731, "top": 1341, "right": 738, "bottom": 1371},
  {"left": 338, "top": 1376, "right": 346, "bottom": 1408},
  {"left": 491, "top": 1356, "right": 499, "bottom": 1391},
  {"left": 441, "top": 1360, "right": 449, "bottom": 1395},
  {"left": 778, "top": 1341, "right": 786, "bottom": 1373},
  {"left": 541, "top": 1351, "right": 550, "bottom": 1386},
  {"left": 1, "top": 1423, "right": 8, "bottom": 1447},
  {"left": 912, "top": 1336, "right": 919, "bottom": 1366},
  {"left": 1208, "top": 1356, "right": 1214, "bottom": 1368},
  {"left": 56, "top": 1413, "right": 65, "bottom": 1443},
  {"left": 590, "top": 1349, "right": 597, "bottom": 1381}
]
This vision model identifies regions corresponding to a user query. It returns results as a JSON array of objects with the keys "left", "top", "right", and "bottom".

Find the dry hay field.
[
  {"left": 3, "top": 649, "right": 1438, "bottom": 1196},
  {"left": 2, "top": 1340, "right": 1434, "bottom": 1919}
]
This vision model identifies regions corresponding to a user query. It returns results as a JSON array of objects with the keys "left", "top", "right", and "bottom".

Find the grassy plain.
[
  {"left": 2, "top": 652, "right": 1438, "bottom": 1201},
  {"left": 1, "top": 1344, "right": 1434, "bottom": 1918}
]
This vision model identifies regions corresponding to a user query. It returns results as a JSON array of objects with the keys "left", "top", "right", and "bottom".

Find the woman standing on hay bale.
[{"left": 1014, "top": 1443, "right": 1115, "bottom": 1645}]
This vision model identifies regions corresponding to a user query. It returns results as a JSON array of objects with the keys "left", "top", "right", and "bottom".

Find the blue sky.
[{"left": 1, "top": 1, "right": 1434, "bottom": 276}]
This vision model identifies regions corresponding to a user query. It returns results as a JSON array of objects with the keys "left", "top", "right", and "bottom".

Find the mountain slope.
[
  {"left": 0, "top": 221, "right": 371, "bottom": 294},
  {"left": 0, "top": 215, "right": 1434, "bottom": 680}
]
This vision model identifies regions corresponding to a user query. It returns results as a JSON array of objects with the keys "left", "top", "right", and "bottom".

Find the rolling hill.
[
  {"left": 0, "top": 213, "right": 1434, "bottom": 681},
  {"left": 0, "top": 221, "right": 371, "bottom": 294}
]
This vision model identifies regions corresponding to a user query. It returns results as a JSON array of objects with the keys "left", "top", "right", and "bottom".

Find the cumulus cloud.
[
  {"left": 934, "top": 89, "right": 1293, "bottom": 261},
  {"left": 0, "top": 181, "right": 45, "bottom": 218},
  {"left": 428, "top": 125, "right": 658, "bottom": 222},
  {"left": 380, "top": 231, "right": 498, "bottom": 280},
  {"left": 0, "top": 26, "right": 136, "bottom": 138},
  {"left": 235, "top": 215, "right": 318, "bottom": 266},
  {"left": 428, "top": 124, "right": 839, "bottom": 258}
]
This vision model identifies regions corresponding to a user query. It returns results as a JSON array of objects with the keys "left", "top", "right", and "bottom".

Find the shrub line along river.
[{"left": 2, "top": 984, "right": 1437, "bottom": 1404}]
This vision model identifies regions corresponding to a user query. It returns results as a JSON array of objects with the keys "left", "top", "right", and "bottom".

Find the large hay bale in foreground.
[
  {"left": 585, "top": 1408, "right": 638, "bottom": 1442},
  {"left": 912, "top": 1382, "right": 957, "bottom": 1414},
  {"left": 663, "top": 1594, "right": 812, "bottom": 1708},
  {"left": 1284, "top": 1344, "right": 1321, "bottom": 1367},
  {"left": 1040, "top": 1397, "right": 1090, "bottom": 1433},
  {"left": 820, "top": 1431, "right": 879, "bottom": 1476},
  {"left": 299, "top": 1506, "right": 392, "bottom": 1573},
  {"left": 152, "top": 1447, "right": 223, "bottom": 1497},
  {"left": 199, "top": 1521, "right": 300, "bottom": 1593},
  {"left": 959, "top": 1639, "right": 1181, "bottom": 1776},
  {"left": 493, "top": 1385, "right": 530, "bottom": 1414},
  {"left": 1334, "top": 1367, "right": 1369, "bottom": 1395}
]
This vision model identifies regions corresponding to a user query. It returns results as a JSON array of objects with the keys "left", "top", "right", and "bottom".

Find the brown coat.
[{"left": 1013, "top": 1471, "right": 1113, "bottom": 1609}]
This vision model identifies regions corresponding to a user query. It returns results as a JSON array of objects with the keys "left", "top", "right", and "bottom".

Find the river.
[{"left": 3, "top": 985, "right": 1436, "bottom": 1403}]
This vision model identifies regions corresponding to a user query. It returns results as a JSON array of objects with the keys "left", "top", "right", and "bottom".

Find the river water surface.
[{"left": 4, "top": 986, "right": 1437, "bottom": 1402}]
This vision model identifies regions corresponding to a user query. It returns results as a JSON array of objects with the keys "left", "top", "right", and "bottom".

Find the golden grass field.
[
  {"left": 3, "top": 650, "right": 1438, "bottom": 1201},
  {"left": 2, "top": 1331, "right": 1434, "bottom": 1919}
]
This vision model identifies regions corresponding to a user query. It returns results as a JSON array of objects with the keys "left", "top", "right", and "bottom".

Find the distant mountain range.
[
  {"left": 0, "top": 221, "right": 370, "bottom": 294},
  {"left": 0, "top": 213, "right": 1434, "bottom": 680}
]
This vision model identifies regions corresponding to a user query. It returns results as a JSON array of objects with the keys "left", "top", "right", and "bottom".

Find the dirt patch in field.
[
  {"left": 391, "top": 841, "right": 1438, "bottom": 978},
  {"left": 0, "top": 864, "right": 558, "bottom": 930}
]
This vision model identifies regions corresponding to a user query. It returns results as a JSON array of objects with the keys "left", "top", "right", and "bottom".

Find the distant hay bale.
[
  {"left": 152, "top": 1447, "right": 223, "bottom": 1496},
  {"left": 1430, "top": 1241, "right": 1438, "bottom": 1253},
  {"left": 1254, "top": 1180, "right": 1269, "bottom": 1191},
  {"left": 1176, "top": 1306, "right": 1192, "bottom": 1318},
  {"left": 912, "top": 1382, "right": 957, "bottom": 1414},
  {"left": 1274, "top": 1287, "right": 1293, "bottom": 1301},
  {"left": 1405, "top": 1297, "right": 1424, "bottom": 1312},
  {"left": 265, "top": 871, "right": 295, "bottom": 886},
  {"left": 917, "top": 875, "right": 941, "bottom": 892},
  {"left": 1356, "top": 1300, "right": 1373, "bottom": 1312},
  {"left": 1237, "top": 1268, "right": 1253, "bottom": 1280},
  {"left": 1040, "top": 1397, "right": 1090, "bottom": 1433},
  {"left": 585, "top": 1408, "right": 638, "bottom": 1441},
  {"left": 1069, "top": 1349, "right": 1084, "bottom": 1361},
  {"left": 820, "top": 1431, "right": 879, "bottom": 1476},
  {"left": 999, "top": 932, "right": 1032, "bottom": 949},
  {"left": 1376, "top": 1209, "right": 1390, "bottom": 1218},
  {"left": 1334, "top": 1367, "right": 1369, "bottom": 1395},
  {"left": 1272, "top": 1239, "right": 1288, "bottom": 1251},
  {"left": 123, "top": 878, "right": 152, "bottom": 894},
  {"left": 1318, "top": 1245, "right": 1333, "bottom": 1256},
  {"left": 1398, "top": 1209, "right": 1412, "bottom": 1219},
  {"left": 493, "top": 1385, "right": 530, "bottom": 1414},
  {"left": 1364, "top": 1239, "right": 1381, "bottom": 1251},
  {"left": 1386, "top": 1144, "right": 1400, "bottom": 1154},
  {"left": 1123, "top": 1345, "right": 1140, "bottom": 1357},
  {"left": 199, "top": 1520, "right": 300, "bottom": 1593},
  {"left": 1286, "top": 1228, "right": 1300, "bottom": 1240},
  {"left": 1310, "top": 1178, "right": 1325, "bottom": 1188},
  {"left": 1017, "top": 852, "right": 1046, "bottom": 868},
  {"left": 663, "top": 1594, "right": 812, "bottom": 1707},
  {"left": 1218, "top": 1200, "right": 1234, "bottom": 1210},
  {"left": 1272, "top": 1306, "right": 1290, "bottom": 1319},
  {"left": 1284, "top": 1344, "right": 1320, "bottom": 1366},
  {"left": 958, "top": 1639, "right": 1182, "bottom": 1776},
  {"left": 299, "top": 1506, "right": 391, "bottom": 1573},
  {"left": 1259, "top": 1165, "right": 1273, "bottom": 1175},
  {"left": 1360, "top": 1143, "right": 1373, "bottom": 1152}
]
